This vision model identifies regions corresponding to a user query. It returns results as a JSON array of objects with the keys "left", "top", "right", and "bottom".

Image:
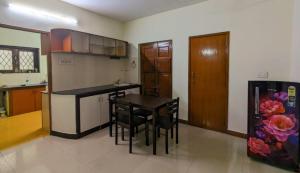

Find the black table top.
[
  {"left": 116, "top": 94, "right": 173, "bottom": 110},
  {"left": 52, "top": 84, "right": 141, "bottom": 97}
]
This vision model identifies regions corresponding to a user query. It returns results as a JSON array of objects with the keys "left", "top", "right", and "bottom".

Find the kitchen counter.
[
  {"left": 0, "top": 83, "right": 47, "bottom": 91},
  {"left": 52, "top": 84, "right": 141, "bottom": 97},
  {"left": 51, "top": 84, "right": 141, "bottom": 139}
]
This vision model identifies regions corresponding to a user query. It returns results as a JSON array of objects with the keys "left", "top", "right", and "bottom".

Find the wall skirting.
[{"left": 179, "top": 119, "right": 247, "bottom": 139}]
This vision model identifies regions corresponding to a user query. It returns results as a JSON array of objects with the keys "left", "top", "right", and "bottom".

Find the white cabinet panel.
[
  {"left": 80, "top": 95, "right": 101, "bottom": 132},
  {"left": 51, "top": 94, "right": 77, "bottom": 134},
  {"left": 100, "top": 93, "right": 110, "bottom": 125}
]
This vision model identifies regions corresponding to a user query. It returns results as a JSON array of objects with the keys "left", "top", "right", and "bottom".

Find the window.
[{"left": 0, "top": 45, "right": 39, "bottom": 73}]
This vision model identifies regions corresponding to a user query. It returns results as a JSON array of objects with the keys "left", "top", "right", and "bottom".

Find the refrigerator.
[{"left": 248, "top": 81, "right": 300, "bottom": 171}]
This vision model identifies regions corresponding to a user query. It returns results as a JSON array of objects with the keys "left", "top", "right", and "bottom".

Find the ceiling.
[{"left": 60, "top": 0, "right": 207, "bottom": 22}]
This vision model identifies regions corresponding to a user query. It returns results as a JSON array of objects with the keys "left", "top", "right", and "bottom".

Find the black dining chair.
[
  {"left": 156, "top": 98, "right": 179, "bottom": 154},
  {"left": 109, "top": 91, "right": 126, "bottom": 137},
  {"left": 133, "top": 108, "right": 152, "bottom": 134},
  {"left": 109, "top": 91, "right": 152, "bottom": 138},
  {"left": 115, "top": 101, "right": 149, "bottom": 153}
]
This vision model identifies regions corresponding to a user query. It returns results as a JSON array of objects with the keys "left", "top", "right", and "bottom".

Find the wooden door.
[
  {"left": 140, "top": 40, "right": 172, "bottom": 98},
  {"left": 189, "top": 32, "right": 229, "bottom": 132}
]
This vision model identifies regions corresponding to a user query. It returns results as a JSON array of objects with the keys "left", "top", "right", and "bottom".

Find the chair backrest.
[
  {"left": 109, "top": 90, "right": 126, "bottom": 102},
  {"left": 166, "top": 98, "right": 180, "bottom": 120},
  {"left": 115, "top": 101, "right": 134, "bottom": 125}
]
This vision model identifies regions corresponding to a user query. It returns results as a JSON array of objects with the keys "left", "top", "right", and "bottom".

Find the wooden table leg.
[{"left": 152, "top": 109, "right": 157, "bottom": 155}]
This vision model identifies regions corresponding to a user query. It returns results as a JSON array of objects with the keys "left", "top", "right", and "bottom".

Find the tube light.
[{"left": 8, "top": 3, "right": 78, "bottom": 25}]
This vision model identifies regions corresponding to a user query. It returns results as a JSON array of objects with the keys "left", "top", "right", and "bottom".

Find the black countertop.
[
  {"left": 0, "top": 83, "right": 47, "bottom": 91},
  {"left": 52, "top": 84, "right": 141, "bottom": 97}
]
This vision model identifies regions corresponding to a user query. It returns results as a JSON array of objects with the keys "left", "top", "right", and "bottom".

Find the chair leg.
[
  {"left": 157, "top": 127, "right": 160, "bottom": 138},
  {"left": 145, "top": 122, "right": 149, "bottom": 146},
  {"left": 109, "top": 119, "right": 113, "bottom": 137},
  {"left": 109, "top": 103, "right": 113, "bottom": 137},
  {"left": 121, "top": 127, "right": 125, "bottom": 141},
  {"left": 132, "top": 127, "right": 135, "bottom": 137},
  {"left": 171, "top": 125, "right": 174, "bottom": 139},
  {"left": 129, "top": 126, "right": 133, "bottom": 153},
  {"left": 165, "top": 129, "right": 168, "bottom": 154},
  {"left": 176, "top": 122, "right": 179, "bottom": 144},
  {"left": 115, "top": 120, "right": 118, "bottom": 145}
]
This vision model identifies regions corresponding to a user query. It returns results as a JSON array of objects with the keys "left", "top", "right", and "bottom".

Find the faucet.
[{"left": 114, "top": 79, "right": 121, "bottom": 85}]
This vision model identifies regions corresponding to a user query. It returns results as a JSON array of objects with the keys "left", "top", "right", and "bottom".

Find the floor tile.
[{"left": 0, "top": 124, "right": 294, "bottom": 173}]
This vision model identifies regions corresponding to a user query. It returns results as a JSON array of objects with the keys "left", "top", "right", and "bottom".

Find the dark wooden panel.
[
  {"left": 141, "top": 44, "right": 157, "bottom": 73},
  {"left": 189, "top": 32, "right": 229, "bottom": 132},
  {"left": 158, "top": 46, "right": 169, "bottom": 57},
  {"left": 10, "top": 89, "right": 35, "bottom": 116},
  {"left": 140, "top": 40, "right": 172, "bottom": 98},
  {"left": 34, "top": 87, "right": 45, "bottom": 111},
  {"left": 142, "top": 58, "right": 155, "bottom": 73},
  {"left": 41, "top": 32, "right": 51, "bottom": 55},
  {"left": 9, "top": 86, "right": 45, "bottom": 116},
  {"left": 157, "top": 57, "right": 171, "bottom": 73},
  {"left": 158, "top": 73, "right": 172, "bottom": 98},
  {"left": 143, "top": 73, "right": 156, "bottom": 90}
]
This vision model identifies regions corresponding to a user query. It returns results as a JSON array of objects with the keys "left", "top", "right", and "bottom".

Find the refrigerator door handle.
[{"left": 255, "top": 87, "right": 260, "bottom": 115}]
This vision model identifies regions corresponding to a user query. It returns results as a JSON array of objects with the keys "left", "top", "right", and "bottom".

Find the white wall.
[
  {"left": 0, "top": 27, "right": 47, "bottom": 86},
  {"left": 0, "top": 0, "right": 124, "bottom": 39},
  {"left": 123, "top": 0, "right": 294, "bottom": 133},
  {"left": 290, "top": 0, "right": 300, "bottom": 82},
  {"left": 51, "top": 53, "right": 127, "bottom": 92}
]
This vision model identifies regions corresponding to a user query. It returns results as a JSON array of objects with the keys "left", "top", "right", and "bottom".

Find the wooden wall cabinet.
[
  {"left": 51, "top": 29, "right": 128, "bottom": 58},
  {"left": 9, "top": 86, "right": 46, "bottom": 116},
  {"left": 71, "top": 32, "right": 90, "bottom": 53}
]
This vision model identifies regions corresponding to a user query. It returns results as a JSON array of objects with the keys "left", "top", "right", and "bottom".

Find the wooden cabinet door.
[
  {"left": 34, "top": 87, "right": 45, "bottom": 111},
  {"left": 9, "top": 86, "right": 46, "bottom": 116},
  {"left": 71, "top": 32, "right": 90, "bottom": 53},
  {"left": 10, "top": 89, "right": 35, "bottom": 116},
  {"left": 140, "top": 40, "right": 172, "bottom": 98},
  {"left": 116, "top": 40, "right": 127, "bottom": 57},
  {"left": 90, "top": 35, "right": 105, "bottom": 54}
]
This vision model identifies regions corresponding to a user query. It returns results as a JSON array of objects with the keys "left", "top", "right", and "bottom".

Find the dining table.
[{"left": 116, "top": 94, "right": 173, "bottom": 155}]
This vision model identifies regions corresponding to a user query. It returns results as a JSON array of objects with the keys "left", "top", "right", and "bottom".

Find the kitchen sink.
[{"left": 113, "top": 83, "right": 131, "bottom": 87}]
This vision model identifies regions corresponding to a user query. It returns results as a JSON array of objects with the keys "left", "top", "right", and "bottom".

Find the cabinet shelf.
[{"left": 51, "top": 29, "right": 128, "bottom": 58}]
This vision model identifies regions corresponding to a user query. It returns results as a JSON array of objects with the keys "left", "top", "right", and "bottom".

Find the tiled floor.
[{"left": 0, "top": 124, "right": 292, "bottom": 173}]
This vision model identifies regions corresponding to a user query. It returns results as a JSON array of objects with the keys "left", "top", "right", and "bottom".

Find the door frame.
[
  {"left": 139, "top": 40, "right": 173, "bottom": 97},
  {"left": 188, "top": 31, "right": 230, "bottom": 133},
  {"left": 0, "top": 23, "right": 52, "bottom": 131}
]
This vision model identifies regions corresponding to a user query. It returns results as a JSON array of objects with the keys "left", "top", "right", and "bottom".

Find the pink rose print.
[
  {"left": 248, "top": 137, "right": 271, "bottom": 157},
  {"left": 263, "top": 114, "right": 298, "bottom": 142},
  {"left": 260, "top": 99, "right": 285, "bottom": 117}
]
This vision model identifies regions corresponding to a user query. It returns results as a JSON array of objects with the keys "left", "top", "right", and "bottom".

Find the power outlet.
[{"left": 257, "top": 72, "right": 269, "bottom": 79}]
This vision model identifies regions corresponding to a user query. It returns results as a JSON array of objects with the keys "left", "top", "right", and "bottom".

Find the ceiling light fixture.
[{"left": 8, "top": 3, "right": 78, "bottom": 25}]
